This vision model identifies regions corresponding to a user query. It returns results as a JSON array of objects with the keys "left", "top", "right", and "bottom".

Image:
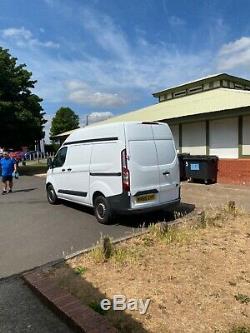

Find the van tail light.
[{"left": 121, "top": 149, "right": 130, "bottom": 192}]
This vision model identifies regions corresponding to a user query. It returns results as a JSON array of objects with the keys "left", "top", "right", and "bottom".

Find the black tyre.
[
  {"left": 94, "top": 195, "right": 112, "bottom": 224},
  {"left": 47, "top": 184, "right": 59, "bottom": 205}
]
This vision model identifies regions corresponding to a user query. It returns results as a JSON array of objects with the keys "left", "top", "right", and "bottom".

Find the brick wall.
[{"left": 217, "top": 159, "right": 250, "bottom": 185}]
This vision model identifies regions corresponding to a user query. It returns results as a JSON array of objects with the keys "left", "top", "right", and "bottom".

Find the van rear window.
[{"left": 155, "top": 140, "right": 176, "bottom": 165}]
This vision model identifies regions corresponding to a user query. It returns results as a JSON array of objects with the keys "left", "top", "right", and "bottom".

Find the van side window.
[{"left": 53, "top": 147, "right": 68, "bottom": 168}]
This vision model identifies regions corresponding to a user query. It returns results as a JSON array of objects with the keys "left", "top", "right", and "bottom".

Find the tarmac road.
[
  {"left": 0, "top": 175, "right": 144, "bottom": 333},
  {"left": 0, "top": 175, "right": 141, "bottom": 278}
]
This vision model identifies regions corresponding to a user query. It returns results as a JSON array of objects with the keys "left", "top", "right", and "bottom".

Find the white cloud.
[
  {"left": 85, "top": 112, "right": 113, "bottom": 125},
  {"left": 66, "top": 80, "right": 126, "bottom": 107},
  {"left": 168, "top": 16, "right": 186, "bottom": 27},
  {"left": 1, "top": 27, "right": 59, "bottom": 49},
  {"left": 218, "top": 37, "right": 250, "bottom": 70},
  {"left": 43, "top": 114, "right": 53, "bottom": 143},
  {"left": 3, "top": 27, "right": 32, "bottom": 39}
]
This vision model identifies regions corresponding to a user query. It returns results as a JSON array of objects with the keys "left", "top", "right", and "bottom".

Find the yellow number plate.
[{"left": 136, "top": 194, "right": 156, "bottom": 203}]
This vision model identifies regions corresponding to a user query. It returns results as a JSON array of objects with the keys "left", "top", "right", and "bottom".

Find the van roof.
[{"left": 64, "top": 121, "right": 164, "bottom": 144}]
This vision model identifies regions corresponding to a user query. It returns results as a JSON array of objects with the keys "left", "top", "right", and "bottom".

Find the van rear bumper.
[
  {"left": 123, "top": 199, "right": 181, "bottom": 214},
  {"left": 109, "top": 192, "right": 180, "bottom": 214}
]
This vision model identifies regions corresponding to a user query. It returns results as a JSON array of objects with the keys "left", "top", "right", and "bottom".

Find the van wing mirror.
[{"left": 47, "top": 157, "right": 53, "bottom": 168}]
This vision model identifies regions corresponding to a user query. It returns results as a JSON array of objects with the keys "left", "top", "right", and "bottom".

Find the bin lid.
[{"left": 184, "top": 155, "right": 218, "bottom": 161}]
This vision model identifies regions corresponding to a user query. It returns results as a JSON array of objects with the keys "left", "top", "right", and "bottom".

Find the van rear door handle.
[
  {"left": 163, "top": 171, "right": 170, "bottom": 175},
  {"left": 67, "top": 168, "right": 72, "bottom": 172}
]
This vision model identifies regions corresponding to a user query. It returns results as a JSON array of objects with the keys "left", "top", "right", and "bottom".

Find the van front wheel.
[
  {"left": 47, "top": 184, "right": 59, "bottom": 205},
  {"left": 94, "top": 195, "right": 112, "bottom": 224}
]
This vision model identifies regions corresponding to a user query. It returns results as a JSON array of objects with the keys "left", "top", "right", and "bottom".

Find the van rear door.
[
  {"left": 152, "top": 124, "right": 179, "bottom": 204},
  {"left": 126, "top": 123, "right": 160, "bottom": 209}
]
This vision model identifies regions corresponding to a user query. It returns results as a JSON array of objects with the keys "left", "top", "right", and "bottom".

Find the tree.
[
  {"left": 50, "top": 107, "right": 79, "bottom": 139},
  {"left": 0, "top": 47, "right": 46, "bottom": 147}
]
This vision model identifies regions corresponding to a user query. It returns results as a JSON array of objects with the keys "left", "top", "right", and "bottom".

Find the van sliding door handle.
[
  {"left": 67, "top": 168, "right": 72, "bottom": 172},
  {"left": 163, "top": 171, "right": 170, "bottom": 175},
  {"left": 62, "top": 169, "right": 65, "bottom": 172}
]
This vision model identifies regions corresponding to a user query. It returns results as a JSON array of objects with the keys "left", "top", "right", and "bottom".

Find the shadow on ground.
[
  {"left": 13, "top": 188, "right": 37, "bottom": 193},
  {"left": 50, "top": 262, "right": 149, "bottom": 333},
  {"left": 18, "top": 165, "right": 48, "bottom": 176},
  {"left": 60, "top": 200, "right": 195, "bottom": 228}
]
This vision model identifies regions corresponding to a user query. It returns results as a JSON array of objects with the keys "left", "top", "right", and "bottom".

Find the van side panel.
[
  {"left": 89, "top": 141, "right": 124, "bottom": 203},
  {"left": 62, "top": 144, "right": 92, "bottom": 203}
]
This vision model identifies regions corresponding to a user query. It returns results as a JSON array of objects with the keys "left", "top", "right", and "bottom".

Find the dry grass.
[{"left": 49, "top": 205, "right": 250, "bottom": 333}]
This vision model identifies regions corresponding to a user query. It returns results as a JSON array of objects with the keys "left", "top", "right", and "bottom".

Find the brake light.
[{"left": 121, "top": 149, "right": 130, "bottom": 192}]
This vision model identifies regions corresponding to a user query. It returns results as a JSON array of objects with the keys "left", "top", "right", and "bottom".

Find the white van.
[{"left": 46, "top": 121, "right": 180, "bottom": 224}]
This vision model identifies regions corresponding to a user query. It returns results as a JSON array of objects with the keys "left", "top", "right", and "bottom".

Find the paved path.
[
  {"left": 182, "top": 181, "right": 250, "bottom": 212},
  {"left": 0, "top": 277, "right": 73, "bottom": 333},
  {"left": 0, "top": 176, "right": 141, "bottom": 278}
]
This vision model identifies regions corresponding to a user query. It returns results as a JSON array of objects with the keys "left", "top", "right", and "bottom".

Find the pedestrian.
[
  {"left": 0, "top": 152, "right": 3, "bottom": 178},
  {"left": 0, "top": 151, "right": 17, "bottom": 195}
]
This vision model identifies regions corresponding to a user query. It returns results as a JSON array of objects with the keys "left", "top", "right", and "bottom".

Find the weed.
[
  {"left": 103, "top": 236, "right": 113, "bottom": 260},
  {"left": 90, "top": 240, "right": 106, "bottom": 263},
  {"left": 89, "top": 301, "right": 106, "bottom": 315},
  {"left": 234, "top": 293, "right": 250, "bottom": 304},
  {"left": 90, "top": 235, "right": 114, "bottom": 263},
  {"left": 229, "top": 326, "right": 250, "bottom": 333},
  {"left": 163, "top": 226, "right": 191, "bottom": 245},
  {"left": 228, "top": 200, "right": 236, "bottom": 215},
  {"left": 74, "top": 266, "right": 87, "bottom": 276},
  {"left": 142, "top": 235, "right": 154, "bottom": 247},
  {"left": 148, "top": 222, "right": 169, "bottom": 239},
  {"left": 111, "top": 247, "right": 131, "bottom": 265},
  {"left": 199, "top": 211, "right": 207, "bottom": 228}
]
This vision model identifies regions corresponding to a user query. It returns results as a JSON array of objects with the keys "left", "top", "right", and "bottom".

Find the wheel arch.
[{"left": 92, "top": 191, "right": 105, "bottom": 205}]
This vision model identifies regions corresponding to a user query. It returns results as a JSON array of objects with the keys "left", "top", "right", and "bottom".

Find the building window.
[
  {"left": 166, "top": 92, "right": 172, "bottom": 100},
  {"left": 229, "top": 82, "right": 234, "bottom": 88},
  {"left": 235, "top": 84, "right": 244, "bottom": 90},
  {"left": 222, "top": 80, "right": 229, "bottom": 87},
  {"left": 213, "top": 80, "right": 220, "bottom": 88},
  {"left": 159, "top": 95, "right": 165, "bottom": 102},
  {"left": 188, "top": 86, "right": 202, "bottom": 94},
  {"left": 174, "top": 90, "right": 186, "bottom": 97}
]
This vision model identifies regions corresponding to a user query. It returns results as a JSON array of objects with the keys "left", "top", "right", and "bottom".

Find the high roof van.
[{"left": 46, "top": 121, "right": 180, "bottom": 224}]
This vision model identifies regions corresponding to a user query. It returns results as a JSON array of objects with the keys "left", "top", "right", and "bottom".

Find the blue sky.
[{"left": 1, "top": 0, "right": 250, "bottom": 140}]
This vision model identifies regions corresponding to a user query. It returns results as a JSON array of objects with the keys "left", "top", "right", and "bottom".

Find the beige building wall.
[
  {"left": 182, "top": 121, "right": 206, "bottom": 155},
  {"left": 169, "top": 124, "right": 179, "bottom": 152},
  {"left": 243, "top": 115, "right": 250, "bottom": 155},
  {"left": 209, "top": 118, "right": 238, "bottom": 158}
]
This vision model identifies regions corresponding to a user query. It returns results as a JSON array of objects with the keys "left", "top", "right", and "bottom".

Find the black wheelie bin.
[{"left": 184, "top": 155, "right": 218, "bottom": 184}]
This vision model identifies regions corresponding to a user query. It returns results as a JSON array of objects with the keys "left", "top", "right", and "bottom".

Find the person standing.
[{"left": 0, "top": 152, "right": 17, "bottom": 195}]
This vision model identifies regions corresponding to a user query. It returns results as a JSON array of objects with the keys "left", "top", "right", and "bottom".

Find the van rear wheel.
[
  {"left": 47, "top": 184, "right": 59, "bottom": 205},
  {"left": 94, "top": 195, "right": 112, "bottom": 224}
]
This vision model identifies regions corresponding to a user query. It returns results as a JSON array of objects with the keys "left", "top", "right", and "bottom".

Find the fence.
[{"left": 26, "top": 152, "right": 55, "bottom": 161}]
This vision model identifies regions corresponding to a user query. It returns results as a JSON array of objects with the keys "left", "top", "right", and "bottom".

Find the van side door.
[
  {"left": 51, "top": 146, "right": 68, "bottom": 198},
  {"left": 60, "top": 144, "right": 92, "bottom": 204}
]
